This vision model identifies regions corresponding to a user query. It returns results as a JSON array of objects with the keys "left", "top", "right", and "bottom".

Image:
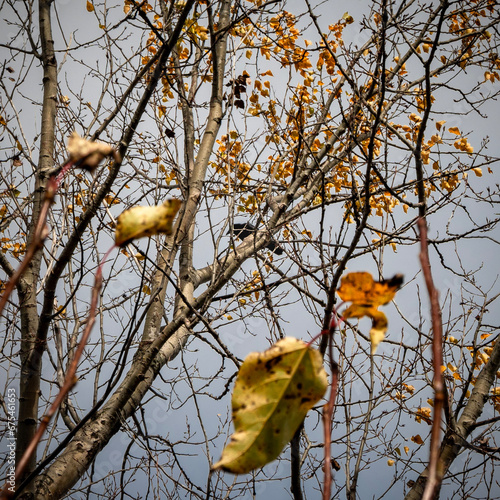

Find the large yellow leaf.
[
  {"left": 337, "top": 272, "right": 403, "bottom": 353},
  {"left": 213, "top": 337, "right": 328, "bottom": 474},
  {"left": 115, "top": 199, "right": 181, "bottom": 246}
]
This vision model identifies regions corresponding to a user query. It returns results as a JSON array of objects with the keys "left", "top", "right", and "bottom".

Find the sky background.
[{"left": 1, "top": 0, "right": 500, "bottom": 498}]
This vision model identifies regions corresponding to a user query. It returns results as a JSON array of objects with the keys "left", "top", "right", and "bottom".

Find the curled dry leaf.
[
  {"left": 337, "top": 272, "right": 403, "bottom": 354},
  {"left": 213, "top": 337, "right": 328, "bottom": 474},
  {"left": 67, "top": 131, "right": 114, "bottom": 171},
  {"left": 115, "top": 199, "right": 182, "bottom": 247}
]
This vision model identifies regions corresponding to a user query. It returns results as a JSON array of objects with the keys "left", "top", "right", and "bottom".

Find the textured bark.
[
  {"left": 16, "top": 0, "right": 58, "bottom": 488},
  {"left": 30, "top": 1, "right": 232, "bottom": 497}
]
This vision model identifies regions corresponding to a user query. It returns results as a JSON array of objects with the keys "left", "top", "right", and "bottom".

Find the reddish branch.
[
  {"left": 0, "top": 246, "right": 114, "bottom": 499},
  {"left": 0, "top": 176, "right": 55, "bottom": 319},
  {"left": 418, "top": 217, "right": 446, "bottom": 500},
  {"left": 322, "top": 329, "right": 339, "bottom": 500},
  {"left": 0, "top": 157, "right": 73, "bottom": 319},
  {"left": 0, "top": 153, "right": 108, "bottom": 319}
]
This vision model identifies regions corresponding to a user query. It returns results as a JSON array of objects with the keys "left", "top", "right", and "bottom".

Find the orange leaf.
[
  {"left": 411, "top": 434, "right": 424, "bottom": 445},
  {"left": 337, "top": 272, "right": 403, "bottom": 353},
  {"left": 435, "top": 120, "right": 446, "bottom": 131}
]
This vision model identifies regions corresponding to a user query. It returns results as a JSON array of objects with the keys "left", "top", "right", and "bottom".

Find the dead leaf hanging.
[
  {"left": 67, "top": 131, "right": 114, "bottom": 171},
  {"left": 337, "top": 272, "right": 403, "bottom": 354}
]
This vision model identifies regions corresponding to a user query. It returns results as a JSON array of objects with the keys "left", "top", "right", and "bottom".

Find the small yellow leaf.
[
  {"left": 342, "top": 12, "right": 354, "bottom": 24},
  {"left": 415, "top": 407, "right": 432, "bottom": 425},
  {"left": 86, "top": 0, "right": 94, "bottom": 12},
  {"left": 158, "top": 105, "right": 166, "bottom": 118},
  {"left": 435, "top": 120, "right": 446, "bottom": 131},
  {"left": 369, "top": 310, "right": 387, "bottom": 354},
  {"left": 404, "top": 446, "right": 409, "bottom": 455},
  {"left": 115, "top": 199, "right": 181, "bottom": 246},
  {"left": 411, "top": 434, "right": 424, "bottom": 445},
  {"left": 448, "top": 126, "right": 460, "bottom": 135},
  {"left": 472, "top": 167, "right": 482, "bottom": 177},
  {"left": 387, "top": 459, "right": 395, "bottom": 466}
]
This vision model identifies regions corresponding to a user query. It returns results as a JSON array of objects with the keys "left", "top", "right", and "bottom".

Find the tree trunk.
[{"left": 16, "top": 0, "right": 58, "bottom": 488}]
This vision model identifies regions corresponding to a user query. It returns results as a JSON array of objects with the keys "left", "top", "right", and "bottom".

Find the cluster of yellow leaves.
[
  {"left": 137, "top": 7, "right": 211, "bottom": 93},
  {"left": 392, "top": 382, "right": 415, "bottom": 401},
  {"left": 213, "top": 134, "right": 251, "bottom": 180},
  {"left": 439, "top": 171, "right": 460, "bottom": 193},
  {"left": 239, "top": 270, "right": 263, "bottom": 304},
  {"left": 369, "top": 192, "right": 400, "bottom": 217},
  {"left": 415, "top": 407, "right": 432, "bottom": 425},
  {"left": 158, "top": 164, "right": 178, "bottom": 185},
  {"left": 123, "top": 0, "right": 152, "bottom": 15},
  {"left": 446, "top": 3, "right": 497, "bottom": 68},
  {"left": 443, "top": 362, "right": 463, "bottom": 382},
  {"left": 440, "top": 334, "right": 497, "bottom": 408},
  {"left": 1, "top": 238, "right": 26, "bottom": 259},
  {"left": 465, "top": 334, "right": 496, "bottom": 372},
  {"left": 453, "top": 137, "right": 474, "bottom": 154}
]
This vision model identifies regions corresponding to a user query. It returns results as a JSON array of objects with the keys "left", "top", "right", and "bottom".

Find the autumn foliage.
[{"left": 1, "top": 1, "right": 499, "bottom": 499}]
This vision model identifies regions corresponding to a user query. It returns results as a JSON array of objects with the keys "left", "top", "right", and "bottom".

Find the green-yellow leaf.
[
  {"left": 115, "top": 199, "right": 181, "bottom": 246},
  {"left": 213, "top": 337, "right": 328, "bottom": 474}
]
